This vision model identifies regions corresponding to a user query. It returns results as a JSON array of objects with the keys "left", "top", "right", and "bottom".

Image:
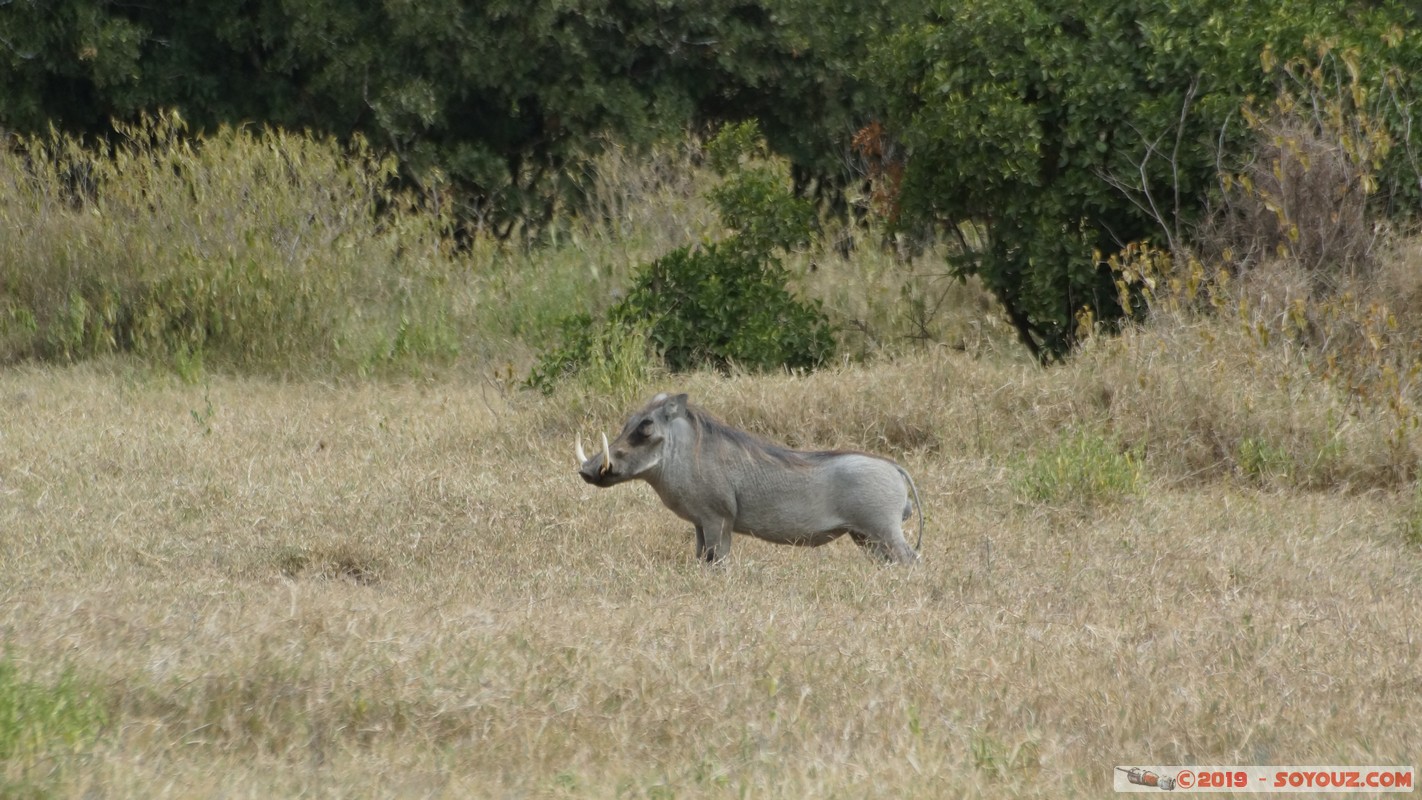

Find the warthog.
[{"left": 576, "top": 392, "right": 922, "bottom": 564}]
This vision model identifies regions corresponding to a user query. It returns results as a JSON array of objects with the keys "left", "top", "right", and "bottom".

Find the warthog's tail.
[{"left": 895, "top": 465, "right": 924, "bottom": 553}]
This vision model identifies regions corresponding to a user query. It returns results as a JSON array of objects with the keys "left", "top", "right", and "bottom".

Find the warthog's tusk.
[
  {"left": 601, "top": 432, "right": 612, "bottom": 474},
  {"left": 576, "top": 434, "right": 588, "bottom": 465}
]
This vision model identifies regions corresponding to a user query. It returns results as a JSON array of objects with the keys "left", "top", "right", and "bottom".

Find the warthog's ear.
[{"left": 663, "top": 393, "right": 689, "bottom": 418}]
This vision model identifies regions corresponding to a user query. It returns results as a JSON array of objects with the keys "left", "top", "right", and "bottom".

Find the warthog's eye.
[{"left": 629, "top": 418, "right": 654, "bottom": 443}]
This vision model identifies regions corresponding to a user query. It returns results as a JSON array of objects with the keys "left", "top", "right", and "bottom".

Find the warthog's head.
[{"left": 576, "top": 392, "right": 686, "bottom": 487}]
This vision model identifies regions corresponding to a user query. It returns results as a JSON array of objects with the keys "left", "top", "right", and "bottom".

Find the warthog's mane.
[{"left": 682, "top": 403, "right": 853, "bottom": 469}]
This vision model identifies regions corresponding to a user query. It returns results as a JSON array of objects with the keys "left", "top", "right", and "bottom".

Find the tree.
[
  {"left": 0, "top": 0, "right": 921, "bottom": 232},
  {"left": 872, "top": 0, "right": 1420, "bottom": 361}
]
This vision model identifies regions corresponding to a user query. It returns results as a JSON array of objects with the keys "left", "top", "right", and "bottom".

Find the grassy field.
[
  {"left": 2, "top": 120, "right": 1420, "bottom": 797},
  {"left": 2, "top": 334, "right": 1419, "bottom": 798}
]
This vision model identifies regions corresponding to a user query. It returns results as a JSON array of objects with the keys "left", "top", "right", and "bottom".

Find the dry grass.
[
  {"left": 2, "top": 343, "right": 1419, "bottom": 798},
  {"left": 4, "top": 107, "right": 1418, "bottom": 798}
]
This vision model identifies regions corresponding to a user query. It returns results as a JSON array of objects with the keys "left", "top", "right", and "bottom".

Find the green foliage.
[
  {"left": 0, "top": 0, "right": 927, "bottom": 232},
  {"left": 621, "top": 242, "right": 835, "bottom": 373},
  {"left": 529, "top": 123, "right": 834, "bottom": 390},
  {"left": 0, "top": 0, "right": 676, "bottom": 230},
  {"left": 707, "top": 123, "right": 817, "bottom": 256},
  {"left": 1403, "top": 483, "right": 1422, "bottom": 548},
  {"left": 0, "top": 656, "right": 108, "bottom": 795},
  {"left": 525, "top": 313, "right": 659, "bottom": 405},
  {"left": 873, "top": 0, "right": 1422, "bottom": 361},
  {"left": 1236, "top": 437, "right": 1294, "bottom": 485},
  {"left": 1017, "top": 430, "right": 1141, "bottom": 505},
  {"left": 705, "top": 120, "right": 766, "bottom": 175},
  {"left": 528, "top": 239, "right": 836, "bottom": 391},
  {"left": 0, "top": 113, "right": 460, "bottom": 375}
]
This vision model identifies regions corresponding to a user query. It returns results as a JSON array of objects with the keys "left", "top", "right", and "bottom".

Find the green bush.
[
  {"left": 872, "top": 0, "right": 1422, "bottom": 361},
  {"left": 1016, "top": 430, "right": 1141, "bottom": 505},
  {"left": 705, "top": 121, "right": 817, "bottom": 255},
  {"left": 622, "top": 242, "right": 834, "bottom": 373},
  {"left": 525, "top": 312, "right": 659, "bottom": 402},
  {"left": 529, "top": 122, "right": 834, "bottom": 391}
]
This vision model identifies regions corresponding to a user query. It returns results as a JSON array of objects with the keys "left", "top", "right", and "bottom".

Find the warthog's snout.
[{"left": 575, "top": 432, "right": 617, "bottom": 486}]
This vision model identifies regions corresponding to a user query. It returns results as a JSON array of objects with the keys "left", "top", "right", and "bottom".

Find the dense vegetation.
[
  {"left": 6, "top": 4, "right": 1422, "bottom": 795},
  {"left": 0, "top": 0, "right": 921, "bottom": 232},
  {"left": 5, "top": 0, "right": 1422, "bottom": 371},
  {"left": 527, "top": 122, "right": 836, "bottom": 391},
  {"left": 876, "top": 0, "right": 1422, "bottom": 359}
]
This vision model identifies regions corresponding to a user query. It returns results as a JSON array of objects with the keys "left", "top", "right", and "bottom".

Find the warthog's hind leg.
[{"left": 849, "top": 527, "right": 919, "bottom": 565}]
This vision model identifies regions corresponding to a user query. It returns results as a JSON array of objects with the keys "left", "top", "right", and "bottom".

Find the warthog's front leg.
[{"left": 694, "top": 519, "right": 732, "bottom": 564}]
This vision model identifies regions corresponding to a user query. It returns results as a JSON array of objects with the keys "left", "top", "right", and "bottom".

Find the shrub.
[
  {"left": 619, "top": 243, "right": 835, "bottom": 373},
  {"left": 1104, "top": 245, "right": 1420, "bottom": 490},
  {"left": 1200, "top": 44, "right": 1403, "bottom": 287},
  {"left": 871, "top": 0, "right": 1421, "bottom": 361},
  {"left": 525, "top": 312, "right": 660, "bottom": 405},
  {"left": 1016, "top": 430, "right": 1141, "bottom": 505},
  {"left": 704, "top": 121, "right": 816, "bottom": 256},
  {"left": 529, "top": 122, "right": 835, "bottom": 391}
]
